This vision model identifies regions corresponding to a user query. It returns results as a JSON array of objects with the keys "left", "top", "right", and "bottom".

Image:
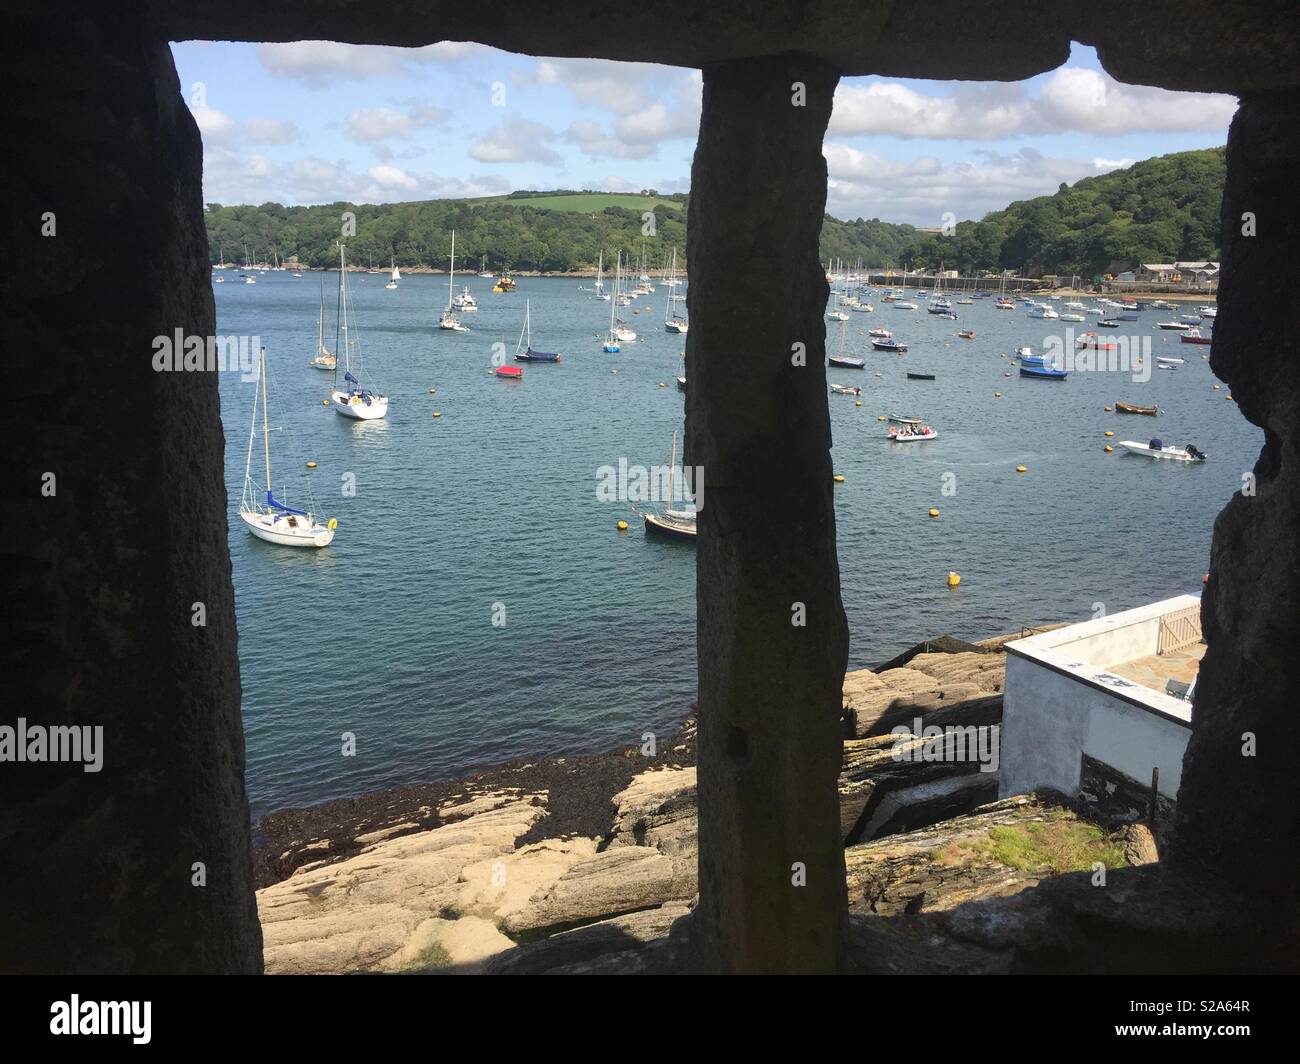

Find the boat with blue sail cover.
[
  {"left": 513, "top": 300, "right": 561, "bottom": 362},
  {"left": 241, "top": 346, "right": 336, "bottom": 548}
]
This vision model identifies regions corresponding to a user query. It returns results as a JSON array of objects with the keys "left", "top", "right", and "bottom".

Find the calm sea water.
[{"left": 214, "top": 274, "right": 1257, "bottom": 819}]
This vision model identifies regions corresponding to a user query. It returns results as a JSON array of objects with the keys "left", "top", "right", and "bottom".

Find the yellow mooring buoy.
[
  {"left": 617, "top": 520, "right": 628, "bottom": 531},
  {"left": 854, "top": 400, "right": 862, "bottom": 407},
  {"left": 432, "top": 411, "right": 442, "bottom": 418},
  {"left": 1104, "top": 430, "right": 1114, "bottom": 437},
  {"left": 947, "top": 571, "right": 961, "bottom": 588},
  {"left": 1105, "top": 445, "right": 1114, "bottom": 453},
  {"left": 929, "top": 508, "right": 940, "bottom": 518},
  {"left": 833, "top": 474, "right": 845, "bottom": 483},
  {"left": 306, "top": 461, "right": 317, "bottom": 469},
  {"left": 1016, "top": 465, "right": 1027, "bottom": 473}
]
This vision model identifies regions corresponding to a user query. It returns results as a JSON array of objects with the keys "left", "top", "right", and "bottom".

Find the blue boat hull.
[{"left": 1020, "top": 366, "right": 1067, "bottom": 380}]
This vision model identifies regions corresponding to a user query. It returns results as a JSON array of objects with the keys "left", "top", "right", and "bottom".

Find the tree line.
[{"left": 205, "top": 148, "right": 1223, "bottom": 279}]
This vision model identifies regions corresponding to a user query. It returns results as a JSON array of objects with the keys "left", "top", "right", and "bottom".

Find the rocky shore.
[{"left": 253, "top": 627, "right": 1169, "bottom": 974}]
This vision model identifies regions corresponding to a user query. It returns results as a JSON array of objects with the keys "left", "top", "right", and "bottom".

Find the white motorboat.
[
  {"left": 240, "top": 346, "right": 336, "bottom": 548},
  {"left": 1156, "top": 355, "right": 1185, "bottom": 365},
  {"left": 827, "top": 310, "right": 849, "bottom": 321},
  {"left": 1156, "top": 321, "right": 1193, "bottom": 330},
  {"left": 1027, "top": 303, "right": 1058, "bottom": 319},
  {"left": 1117, "top": 439, "right": 1208, "bottom": 462},
  {"left": 893, "top": 301, "right": 918, "bottom": 310},
  {"left": 1199, "top": 305, "right": 1218, "bottom": 318},
  {"left": 453, "top": 286, "right": 479, "bottom": 312}
]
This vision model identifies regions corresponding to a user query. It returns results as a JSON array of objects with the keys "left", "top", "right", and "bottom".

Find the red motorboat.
[
  {"left": 1181, "top": 328, "right": 1213, "bottom": 345},
  {"left": 496, "top": 365, "right": 523, "bottom": 379}
]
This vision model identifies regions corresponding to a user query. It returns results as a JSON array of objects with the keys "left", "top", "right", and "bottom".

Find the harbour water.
[{"left": 215, "top": 274, "right": 1258, "bottom": 819}]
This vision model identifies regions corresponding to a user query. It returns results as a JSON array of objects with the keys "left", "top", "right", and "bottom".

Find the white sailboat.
[
  {"left": 386, "top": 257, "right": 400, "bottom": 290},
  {"left": 594, "top": 250, "right": 610, "bottom": 301},
  {"left": 611, "top": 251, "right": 636, "bottom": 342},
  {"left": 643, "top": 431, "right": 697, "bottom": 541},
  {"left": 240, "top": 347, "right": 337, "bottom": 548},
  {"left": 603, "top": 256, "right": 623, "bottom": 352},
  {"left": 308, "top": 274, "right": 337, "bottom": 370},
  {"left": 439, "top": 231, "right": 468, "bottom": 331},
  {"left": 664, "top": 246, "right": 688, "bottom": 333},
  {"left": 330, "top": 243, "right": 389, "bottom": 420}
]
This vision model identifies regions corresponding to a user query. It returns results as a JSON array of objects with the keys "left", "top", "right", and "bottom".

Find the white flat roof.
[{"left": 1007, "top": 595, "right": 1199, "bottom": 726}]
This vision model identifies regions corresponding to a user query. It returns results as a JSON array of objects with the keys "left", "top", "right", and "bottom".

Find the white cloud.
[
  {"left": 191, "top": 105, "right": 237, "bottom": 140},
  {"left": 560, "top": 69, "right": 701, "bottom": 161},
  {"left": 366, "top": 164, "right": 419, "bottom": 191},
  {"left": 469, "top": 119, "right": 562, "bottom": 165},
  {"left": 830, "top": 68, "right": 1235, "bottom": 140},
  {"left": 823, "top": 144, "right": 1128, "bottom": 224},
  {"left": 244, "top": 118, "right": 299, "bottom": 145},
  {"left": 1036, "top": 68, "right": 1237, "bottom": 134},
  {"left": 256, "top": 41, "right": 492, "bottom": 89},
  {"left": 345, "top": 103, "right": 449, "bottom": 143}
]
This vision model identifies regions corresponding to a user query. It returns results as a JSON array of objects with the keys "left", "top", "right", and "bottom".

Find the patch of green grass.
[
  {"left": 403, "top": 938, "right": 452, "bottom": 973},
  {"left": 983, "top": 820, "right": 1127, "bottom": 874}
]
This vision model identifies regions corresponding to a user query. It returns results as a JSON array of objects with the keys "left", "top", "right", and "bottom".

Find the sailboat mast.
[
  {"left": 259, "top": 348, "right": 272, "bottom": 499},
  {"left": 448, "top": 230, "right": 455, "bottom": 309},
  {"left": 667, "top": 431, "right": 677, "bottom": 507},
  {"left": 336, "top": 243, "right": 347, "bottom": 372}
]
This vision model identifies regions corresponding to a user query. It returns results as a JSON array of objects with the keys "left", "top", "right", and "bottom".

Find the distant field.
[{"left": 474, "top": 193, "right": 685, "bottom": 214}]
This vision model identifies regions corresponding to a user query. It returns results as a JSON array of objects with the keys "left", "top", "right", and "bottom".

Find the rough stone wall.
[
  {"left": 144, "top": 1, "right": 1298, "bottom": 93},
  {"left": 1170, "top": 90, "right": 1300, "bottom": 922},
  {"left": 0, "top": 6, "right": 262, "bottom": 972},
  {"left": 685, "top": 55, "right": 849, "bottom": 973}
]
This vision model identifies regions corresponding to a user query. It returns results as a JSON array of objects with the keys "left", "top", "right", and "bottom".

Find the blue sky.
[{"left": 171, "top": 41, "right": 1234, "bottom": 225}]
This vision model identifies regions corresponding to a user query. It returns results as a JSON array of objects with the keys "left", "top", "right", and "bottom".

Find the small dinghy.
[
  {"left": 1020, "top": 364, "right": 1067, "bottom": 380},
  {"left": 1156, "top": 355, "right": 1185, "bottom": 365},
  {"left": 872, "top": 338, "right": 907, "bottom": 352},
  {"left": 1157, "top": 321, "right": 1193, "bottom": 330},
  {"left": 906, "top": 372, "right": 935, "bottom": 380},
  {"left": 956, "top": 330, "right": 976, "bottom": 339},
  {"left": 828, "top": 355, "right": 866, "bottom": 369},
  {"left": 1115, "top": 401, "right": 1159, "bottom": 416},
  {"left": 830, "top": 383, "right": 862, "bottom": 396},
  {"left": 676, "top": 376, "right": 686, "bottom": 392},
  {"left": 1118, "top": 438, "right": 1208, "bottom": 463},
  {"left": 1096, "top": 319, "right": 1121, "bottom": 328},
  {"left": 868, "top": 327, "right": 893, "bottom": 339}
]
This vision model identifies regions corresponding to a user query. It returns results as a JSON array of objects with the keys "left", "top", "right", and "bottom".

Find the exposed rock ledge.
[{"left": 256, "top": 629, "right": 1204, "bottom": 974}]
